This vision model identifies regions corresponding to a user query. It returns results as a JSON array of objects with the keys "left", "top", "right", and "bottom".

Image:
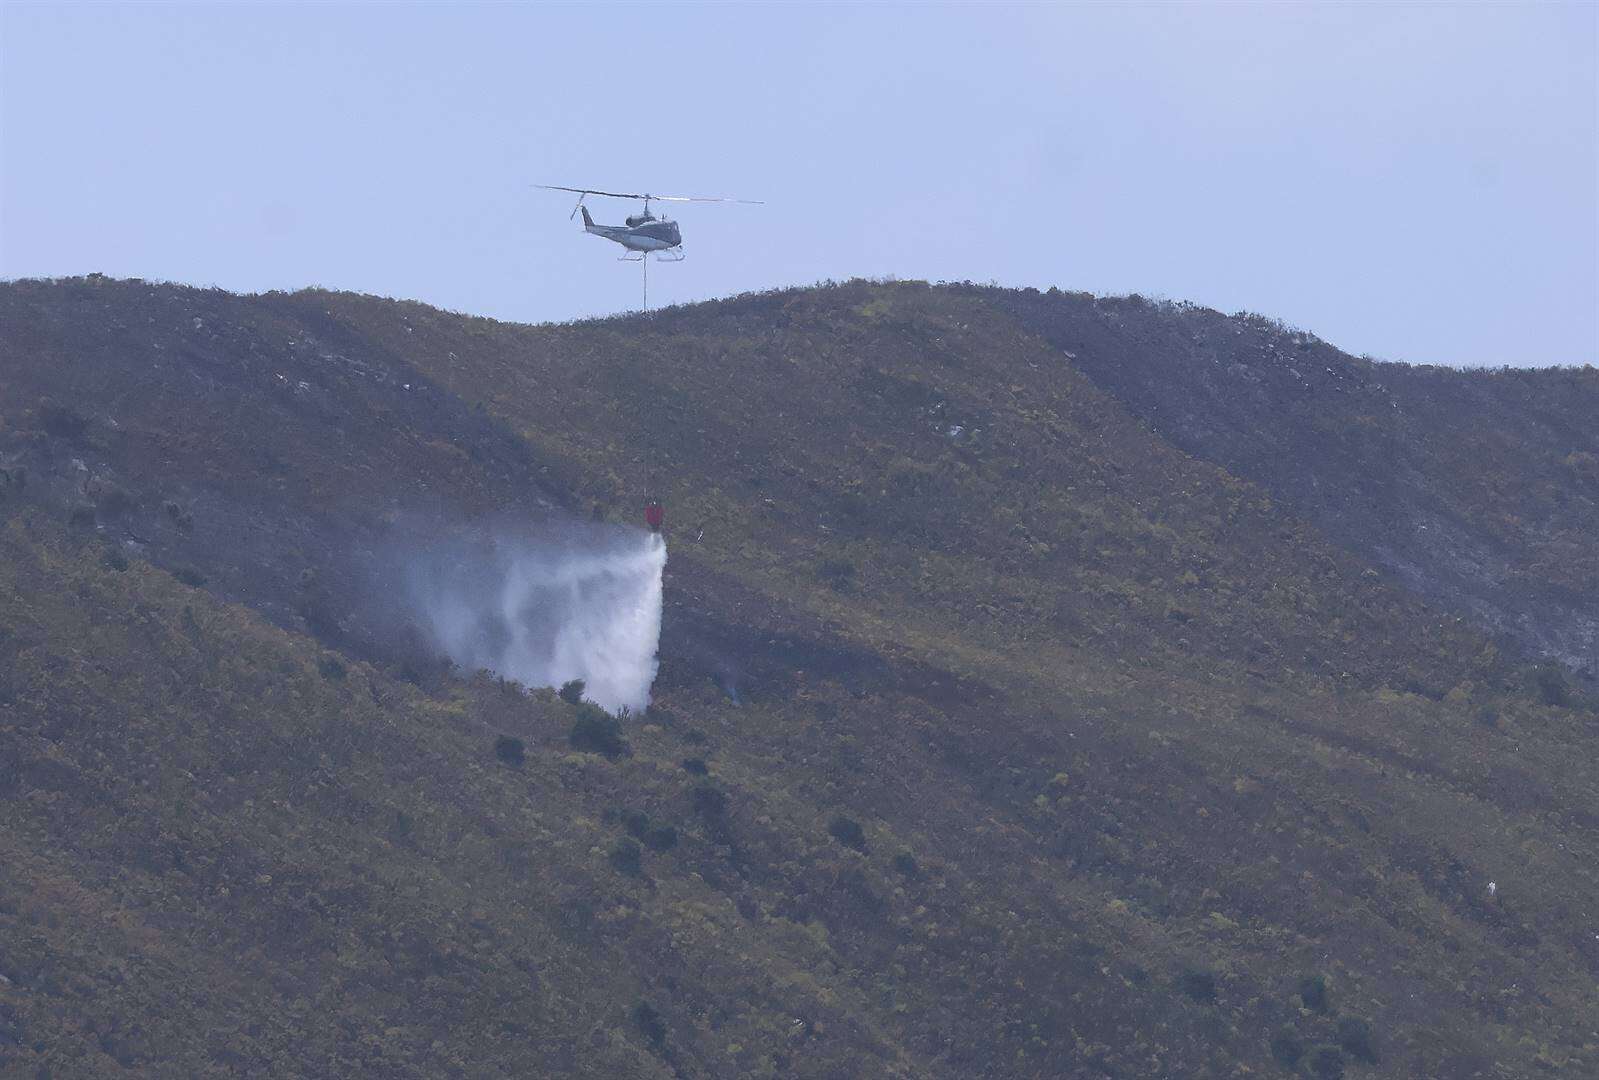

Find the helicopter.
[{"left": 536, "top": 185, "right": 760, "bottom": 310}]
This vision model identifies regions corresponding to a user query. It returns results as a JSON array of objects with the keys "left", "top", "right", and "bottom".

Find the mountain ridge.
[{"left": 1, "top": 275, "right": 1594, "bottom": 1078}]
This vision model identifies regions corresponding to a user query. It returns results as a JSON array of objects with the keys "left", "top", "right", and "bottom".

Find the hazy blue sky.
[{"left": 3, "top": 2, "right": 1594, "bottom": 366}]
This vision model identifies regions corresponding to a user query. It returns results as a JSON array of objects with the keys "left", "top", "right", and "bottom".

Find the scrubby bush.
[
  {"left": 494, "top": 736, "right": 525, "bottom": 767},
  {"left": 1176, "top": 967, "right": 1217, "bottom": 1003},
  {"left": 1298, "top": 973, "right": 1328, "bottom": 1012},
  {"left": 643, "top": 825, "right": 678, "bottom": 852},
  {"left": 0, "top": 464, "right": 27, "bottom": 498},
  {"left": 608, "top": 838, "right": 642, "bottom": 876},
  {"left": 817, "top": 557, "right": 856, "bottom": 592},
  {"left": 632, "top": 1000, "right": 667, "bottom": 1047},
  {"left": 692, "top": 786, "right": 728, "bottom": 818},
  {"left": 1534, "top": 665, "right": 1570, "bottom": 707},
  {"left": 1306, "top": 1043, "right": 1344, "bottom": 1079},
  {"left": 681, "top": 757, "right": 708, "bottom": 776},
  {"left": 569, "top": 703, "right": 628, "bottom": 758},
  {"left": 620, "top": 809, "right": 651, "bottom": 839},
  {"left": 163, "top": 500, "right": 194, "bottom": 532},
  {"left": 828, "top": 815, "right": 867, "bottom": 850},
  {"left": 318, "top": 655, "right": 346, "bottom": 681},
  {"left": 892, "top": 852, "right": 919, "bottom": 878},
  {"left": 558, "top": 678, "right": 586, "bottom": 705},
  {"left": 1269, "top": 1027, "right": 1304, "bottom": 1068},
  {"left": 1336, "top": 1016, "right": 1377, "bottom": 1063}
]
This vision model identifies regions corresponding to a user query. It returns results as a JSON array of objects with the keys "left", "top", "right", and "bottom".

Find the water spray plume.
[{"left": 407, "top": 525, "right": 667, "bottom": 713}]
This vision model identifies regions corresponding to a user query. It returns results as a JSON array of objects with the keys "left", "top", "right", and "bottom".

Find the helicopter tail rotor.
[{"left": 568, "top": 193, "right": 586, "bottom": 221}]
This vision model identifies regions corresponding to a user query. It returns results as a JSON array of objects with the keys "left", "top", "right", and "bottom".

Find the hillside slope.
[
  {"left": 971, "top": 285, "right": 1599, "bottom": 674},
  {"left": 2, "top": 277, "right": 1596, "bottom": 1079}
]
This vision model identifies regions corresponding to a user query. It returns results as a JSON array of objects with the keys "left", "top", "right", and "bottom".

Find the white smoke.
[{"left": 406, "top": 525, "right": 666, "bottom": 713}]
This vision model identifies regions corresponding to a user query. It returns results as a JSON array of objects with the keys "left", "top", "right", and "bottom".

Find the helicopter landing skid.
[
  {"left": 616, "top": 249, "right": 685, "bottom": 263},
  {"left": 617, "top": 247, "right": 687, "bottom": 313}
]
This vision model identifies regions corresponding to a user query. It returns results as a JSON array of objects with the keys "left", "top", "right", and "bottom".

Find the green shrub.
[
  {"left": 387, "top": 810, "right": 416, "bottom": 845},
  {"left": 681, "top": 757, "right": 708, "bottom": 776},
  {"left": 162, "top": 500, "right": 194, "bottom": 532},
  {"left": 1298, "top": 973, "right": 1328, "bottom": 1012},
  {"left": 1335, "top": 1016, "right": 1377, "bottom": 1063},
  {"left": 1269, "top": 1027, "right": 1303, "bottom": 1068},
  {"left": 0, "top": 464, "right": 27, "bottom": 497},
  {"left": 1534, "top": 665, "right": 1570, "bottom": 707},
  {"left": 494, "top": 736, "right": 525, "bottom": 767},
  {"left": 608, "top": 838, "right": 642, "bottom": 876},
  {"left": 892, "top": 852, "right": 919, "bottom": 878},
  {"left": 818, "top": 557, "right": 856, "bottom": 592},
  {"left": 1177, "top": 967, "right": 1217, "bottom": 1003},
  {"left": 692, "top": 786, "right": 728, "bottom": 818},
  {"left": 569, "top": 704, "right": 628, "bottom": 758},
  {"left": 620, "top": 809, "right": 651, "bottom": 839},
  {"left": 643, "top": 825, "right": 678, "bottom": 852},
  {"left": 632, "top": 1000, "right": 667, "bottom": 1047},
  {"left": 828, "top": 815, "right": 867, "bottom": 851},
  {"left": 1266, "top": 1024, "right": 1304, "bottom": 1068},
  {"left": 1307, "top": 1044, "right": 1344, "bottom": 1079},
  {"left": 558, "top": 678, "right": 586, "bottom": 705}
]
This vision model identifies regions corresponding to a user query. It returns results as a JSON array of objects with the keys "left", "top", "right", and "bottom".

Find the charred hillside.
[
  {"left": 970, "top": 285, "right": 1599, "bottom": 674},
  {"left": 1, "top": 276, "right": 1595, "bottom": 1079}
]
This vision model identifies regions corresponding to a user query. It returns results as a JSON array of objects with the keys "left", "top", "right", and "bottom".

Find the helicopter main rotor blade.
[
  {"left": 537, "top": 184, "right": 762, "bottom": 205},
  {"left": 640, "top": 194, "right": 764, "bottom": 205},
  {"left": 536, "top": 184, "right": 653, "bottom": 201}
]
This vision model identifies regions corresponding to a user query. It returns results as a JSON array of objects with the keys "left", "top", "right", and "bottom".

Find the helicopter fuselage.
[{"left": 581, "top": 207, "right": 682, "bottom": 252}]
